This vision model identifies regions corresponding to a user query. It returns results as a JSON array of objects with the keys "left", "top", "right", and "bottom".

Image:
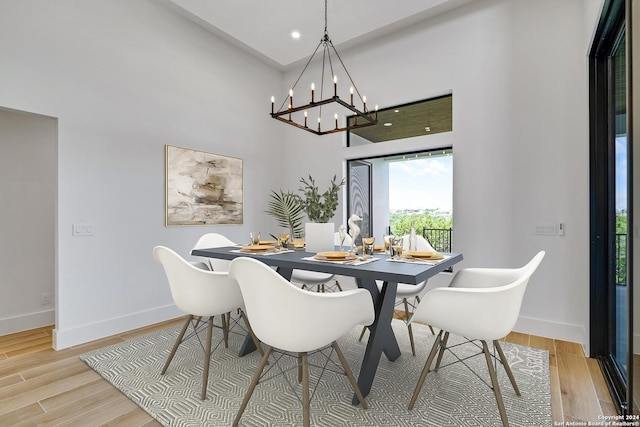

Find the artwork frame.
[{"left": 165, "top": 144, "right": 243, "bottom": 226}]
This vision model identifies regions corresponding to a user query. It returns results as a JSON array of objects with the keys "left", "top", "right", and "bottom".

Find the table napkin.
[
  {"left": 302, "top": 256, "right": 380, "bottom": 266},
  {"left": 385, "top": 255, "right": 450, "bottom": 265},
  {"left": 231, "top": 249, "right": 294, "bottom": 256}
]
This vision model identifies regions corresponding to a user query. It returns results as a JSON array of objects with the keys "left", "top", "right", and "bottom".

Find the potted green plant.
[
  {"left": 264, "top": 190, "right": 305, "bottom": 239},
  {"left": 294, "top": 175, "right": 345, "bottom": 252}
]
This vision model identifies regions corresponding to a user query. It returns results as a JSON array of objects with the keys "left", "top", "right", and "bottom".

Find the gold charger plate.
[
  {"left": 314, "top": 251, "right": 356, "bottom": 261},
  {"left": 291, "top": 240, "right": 305, "bottom": 248},
  {"left": 405, "top": 251, "right": 444, "bottom": 260},
  {"left": 241, "top": 245, "right": 275, "bottom": 252}
]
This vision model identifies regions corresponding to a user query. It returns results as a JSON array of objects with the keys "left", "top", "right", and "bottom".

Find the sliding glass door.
[{"left": 590, "top": 0, "right": 634, "bottom": 414}]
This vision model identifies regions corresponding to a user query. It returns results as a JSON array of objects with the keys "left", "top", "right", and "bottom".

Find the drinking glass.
[
  {"left": 390, "top": 237, "right": 403, "bottom": 259},
  {"left": 363, "top": 237, "right": 376, "bottom": 256},
  {"left": 278, "top": 233, "right": 290, "bottom": 249},
  {"left": 384, "top": 235, "right": 394, "bottom": 253},
  {"left": 250, "top": 231, "right": 260, "bottom": 245}
]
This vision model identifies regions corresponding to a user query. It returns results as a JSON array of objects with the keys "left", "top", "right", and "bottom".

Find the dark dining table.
[{"left": 191, "top": 245, "right": 463, "bottom": 404}]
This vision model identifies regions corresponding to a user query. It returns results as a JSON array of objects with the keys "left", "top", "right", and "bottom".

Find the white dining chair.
[
  {"left": 407, "top": 251, "right": 545, "bottom": 427},
  {"left": 191, "top": 232, "right": 236, "bottom": 271},
  {"left": 153, "top": 246, "right": 263, "bottom": 400},
  {"left": 291, "top": 231, "right": 352, "bottom": 293},
  {"left": 228, "top": 256, "right": 374, "bottom": 427},
  {"left": 359, "top": 234, "right": 437, "bottom": 356}
]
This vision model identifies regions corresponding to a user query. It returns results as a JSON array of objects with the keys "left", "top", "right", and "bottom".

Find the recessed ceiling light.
[
  {"left": 384, "top": 122, "right": 393, "bottom": 127},
  {"left": 291, "top": 31, "right": 301, "bottom": 39},
  {"left": 424, "top": 126, "right": 431, "bottom": 132},
  {"left": 394, "top": 109, "right": 400, "bottom": 113}
]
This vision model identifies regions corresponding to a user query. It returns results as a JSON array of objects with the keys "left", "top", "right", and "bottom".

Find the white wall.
[
  {"left": 0, "top": 108, "right": 57, "bottom": 335},
  {"left": 0, "top": 0, "right": 606, "bottom": 351},
  {"left": 0, "top": 0, "right": 283, "bottom": 348},
  {"left": 281, "top": 0, "right": 600, "bottom": 350}
]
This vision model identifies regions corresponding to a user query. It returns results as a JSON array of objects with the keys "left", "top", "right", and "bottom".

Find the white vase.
[{"left": 305, "top": 222, "right": 335, "bottom": 253}]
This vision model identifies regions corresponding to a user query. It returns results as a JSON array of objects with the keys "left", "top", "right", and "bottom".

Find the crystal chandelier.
[{"left": 270, "top": 0, "right": 378, "bottom": 135}]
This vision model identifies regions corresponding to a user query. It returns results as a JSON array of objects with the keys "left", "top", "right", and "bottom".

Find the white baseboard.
[
  {"left": 0, "top": 309, "right": 55, "bottom": 336},
  {"left": 514, "top": 315, "right": 587, "bottom": 353},
  {"left": 52, "top": 304, "right": 182, "bottom": 350}
]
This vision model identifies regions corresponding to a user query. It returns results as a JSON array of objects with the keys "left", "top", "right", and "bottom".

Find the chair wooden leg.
[
  {"left": 332, "top": 341, "right": 368, "bottom": 409},
  {"left": 221, "top": 313, "right": 229, "bottom": 349},
  {"left": 162, "top": 315, "right": 192, "bottom": 375},
  {"left": 335, "top": 280, "right": 343, "bottom": 291},
  {"left": 403, "top": 298, "right": 416, "bottom": 356},
  {"left": 434, "top": 331, "right": 449, "bottom": 371},
  {"left": 298, "top": 352, "right": 303, "bottom": 383},
  {"left": 357, "top": 325, "right": 367, "bottom": 342},
  {"left": 482, "top": 341, "right": 509, "bottom": 427},
  {"left": 301, "top": 352, "right": 310, "bottom": 427},
  {"left": 239, "top": 310, "right": 265, "bottom": 358},
  {"left": 201, "top": 316, "right": 214, "bottom": 400},
  {"left": 408, "top": 330, "right": 442, "bottom": 410},
  {"left": 494, "top": 340, "right": 521, "bottom": 396},
  {"left": 232, "top": 346, "right": 273, "bottom": 427}
]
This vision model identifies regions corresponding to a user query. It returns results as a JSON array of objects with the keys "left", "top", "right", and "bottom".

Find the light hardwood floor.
[{"left": 0, "top": 318, "right": 619, "bottom": 426}]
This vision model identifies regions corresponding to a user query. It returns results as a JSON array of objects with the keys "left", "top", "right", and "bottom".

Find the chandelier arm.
[
  {"left": 329, "top": 41, "right": 365, "bottom": 104},
  {"left": 276, "top": 39, "right": 325, "bottom": 112},
  {"left": 318, "top": 43, "right": 330, "bottom": 119}
]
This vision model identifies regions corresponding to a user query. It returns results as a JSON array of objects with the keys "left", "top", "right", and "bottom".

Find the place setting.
[
  {"left": 304, "top": 237, "right": 382, "bottom": 266},
  {"left": 387, "top": 250, "right": 448, "bottom": 265},
  {"left": 234, "top": 232, "right": 295, "bottom": 255}
]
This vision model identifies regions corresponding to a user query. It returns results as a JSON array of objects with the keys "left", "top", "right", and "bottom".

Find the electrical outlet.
[{"left": 41, "top": 292, "right": 51, "bottom": 305}]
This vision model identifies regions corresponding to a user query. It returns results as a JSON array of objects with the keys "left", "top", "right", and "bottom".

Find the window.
[{"left": 347, "top": 148, "right": 453, "bottom": 252}]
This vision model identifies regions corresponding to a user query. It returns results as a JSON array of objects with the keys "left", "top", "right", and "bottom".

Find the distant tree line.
[{"left": 389, "top": 209, "right": 453, "bottom": 236}]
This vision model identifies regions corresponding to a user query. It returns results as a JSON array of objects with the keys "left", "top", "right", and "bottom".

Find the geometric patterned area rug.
[{"left": 80, "top": 319, "right": 551, "bottom": 427}]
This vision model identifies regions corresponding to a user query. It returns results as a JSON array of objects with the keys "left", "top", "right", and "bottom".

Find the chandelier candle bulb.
[
  {"left": 350, "top": 87, "right": 354, "bottom": 105},
  {"left": 334, "top": 113, "right": 338, "bottom": 129},
  {"left": 311, "top": 83, "right": 315, "bottom": 103},
  {"left": 304, "top": 111, "right": 308, "bottom": 127},
  {"left": 317, "top": 116, "right": 321, "bottom": 132},
  {"left": 363, "top": 96, "right": 367, "bottom": 112},
  {"left": 271, "top": 96, "right": 275, "bottom": 114},
  {"left": 289, "top": 89, "right": 293, "bottom": 109},
  {"left": 333, "top": 75, "right": 337, "bottom": 97}
]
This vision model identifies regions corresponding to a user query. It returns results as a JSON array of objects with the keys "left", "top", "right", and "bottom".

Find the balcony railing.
[
  {"left": 616, "top": 233, "right": 627, "bottom": 286},
  {"left": 422, "top": 227, "right": 453, "bottom": 253}
]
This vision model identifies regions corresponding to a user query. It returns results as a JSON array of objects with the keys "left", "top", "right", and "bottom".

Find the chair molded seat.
[
  {"left": 153, "top": 246, "right": 262, "bottom": 400},
  {"left": 191, "top": 232, "right": 236, "bottom": 271},
  {"left": 407, "top": 251, "right": 546, "bottom": 427},
  {"left": 229, "top": 256, "right": 374, "bottom": 427}
]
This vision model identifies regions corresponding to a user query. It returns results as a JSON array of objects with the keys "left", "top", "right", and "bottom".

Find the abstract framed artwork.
[{"left": 165, "top": 145, "right": 243, "bottom": 226}]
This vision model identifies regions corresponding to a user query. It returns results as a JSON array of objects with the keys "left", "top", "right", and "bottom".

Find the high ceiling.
[{"left": 169, "top": 0, "right": 476, "bottom": 69}]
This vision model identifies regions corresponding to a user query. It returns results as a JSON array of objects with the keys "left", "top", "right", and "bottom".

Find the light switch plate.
[{"left": 72, "top": 223, "right": 94, "bottom": 236}]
